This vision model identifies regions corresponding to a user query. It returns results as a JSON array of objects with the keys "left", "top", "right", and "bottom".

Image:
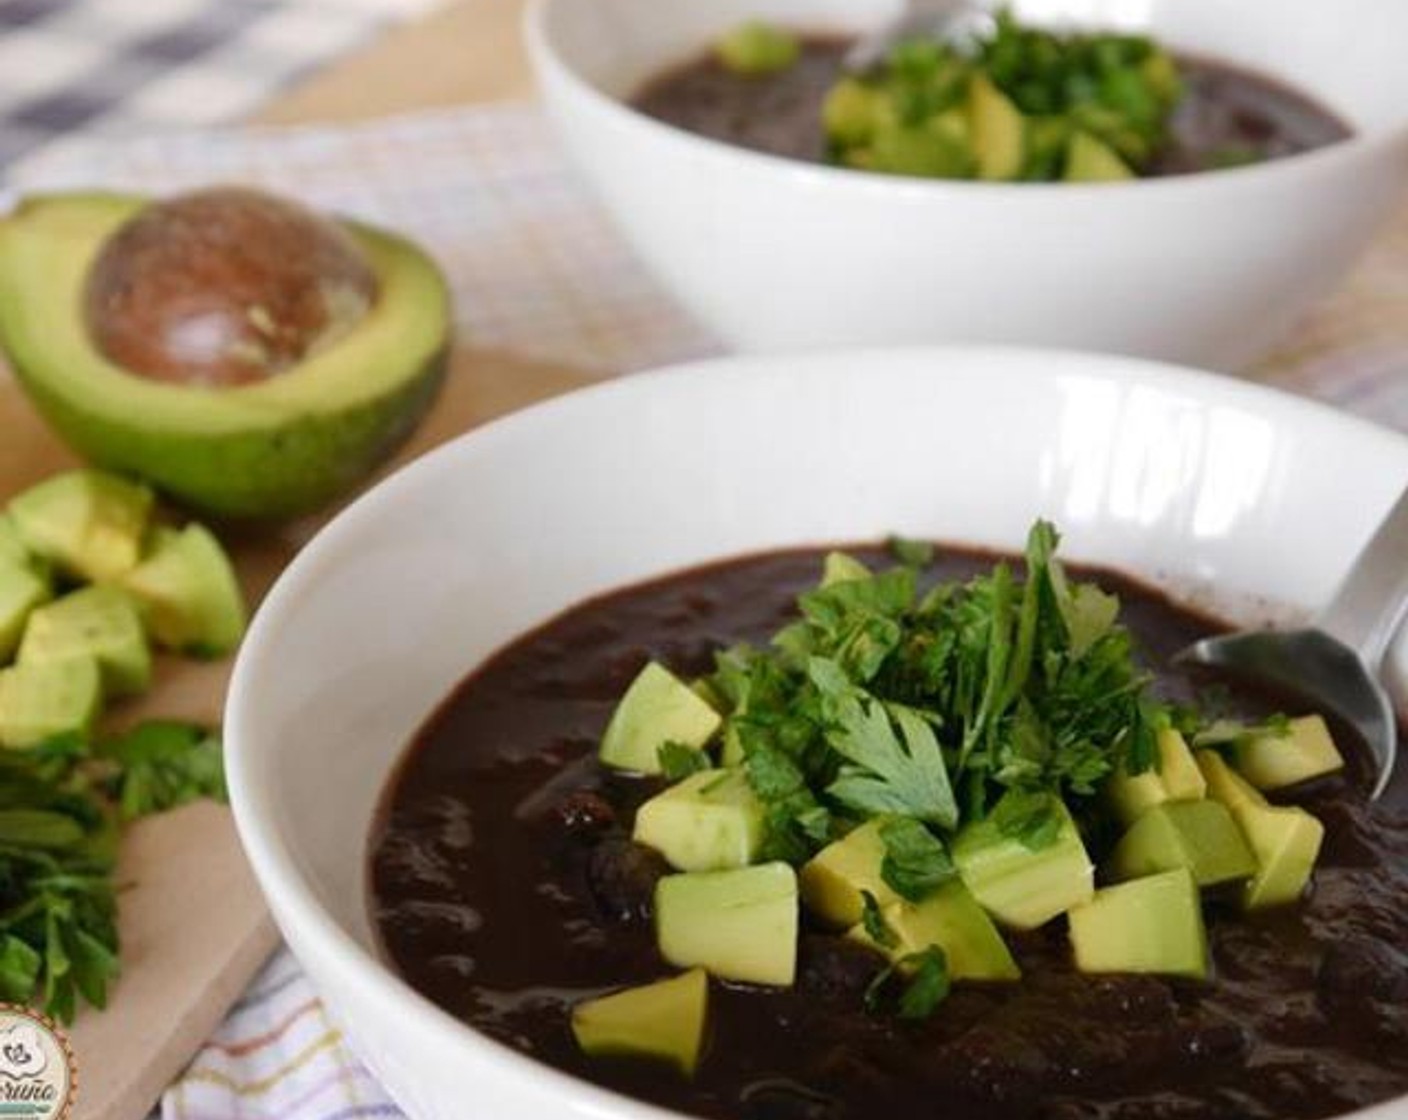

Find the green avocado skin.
[
  {"left": 0, "top": 193, "right": 452, "bottom": 520},
  {"left": 12, "top": 348, "right": 448, "bottom": 519}
]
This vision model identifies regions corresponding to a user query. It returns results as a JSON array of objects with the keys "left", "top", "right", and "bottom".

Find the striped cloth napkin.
[
  {"left": 8, "top": 104, "right": 1408, "bottom": 1120},
  {"left": 0, "top": 0, "right": 441, "bottom": 169}
]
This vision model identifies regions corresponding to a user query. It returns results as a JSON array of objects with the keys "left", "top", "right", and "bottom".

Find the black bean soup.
[
  {"left": 632, "top": 38, "right": 1352, "bottom": 176},
  {"left": 372, "top": 546, "right": 1408, "bottom": 1120}
]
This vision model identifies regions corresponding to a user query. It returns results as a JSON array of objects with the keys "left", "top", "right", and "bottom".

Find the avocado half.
[{"left": 0, "top": 193, "right": 451, "bottom": 519}]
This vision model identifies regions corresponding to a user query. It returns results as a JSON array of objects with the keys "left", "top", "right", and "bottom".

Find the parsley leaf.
[
  {"left": 814, "top": 661, "right": 958, "bottom": 828},
  {"left": 991, "top": 789, "right": 1064, "bottom": 851},
  {"left": 898, "top": 946, "right": 951, "bottom": 1019},
  {"left": 658, "top": 742, "right": 712, "bottom": 781},
  {"left": 96, "top": 722, "right": 227, "bottom": 821},
  {"left": 860, "top": 890, "right": 898, "bottom": 948},
  {"left": 0, "top": 720, "right": 226, "bottom": 1022},
  {"left": 879, "top": 816, "right": 957, "bottom": 900},
  {"left": 864, "top": 945, "right": 951, "bottom": 1020}
]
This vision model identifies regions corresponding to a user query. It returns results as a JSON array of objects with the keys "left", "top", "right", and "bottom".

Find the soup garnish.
[{"left": 633, "top": 11, "right": 1353, "bottom": 181}]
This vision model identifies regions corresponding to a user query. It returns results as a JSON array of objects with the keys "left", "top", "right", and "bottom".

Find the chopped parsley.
[
  {"left": 704, "top": 521, "right": 1169, "bottom": 903},
  {"left": 0, "top": 721, "right": 226, "bottom": 1021}
]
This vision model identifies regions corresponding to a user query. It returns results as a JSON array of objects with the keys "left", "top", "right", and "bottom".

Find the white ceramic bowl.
[
  {"left": 526, "top": 0, "right": 1408, "bottom": 370},
  {"left": 227, "top": 347, "right": 1408, "bottom": 1120}
]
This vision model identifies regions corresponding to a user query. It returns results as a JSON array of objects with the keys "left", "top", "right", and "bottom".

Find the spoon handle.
[{"left": 1319, "top": 484, "right": 1408, "bottom": 671}]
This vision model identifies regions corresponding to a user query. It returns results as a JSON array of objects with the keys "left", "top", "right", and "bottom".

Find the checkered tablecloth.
[
  {"left": 0, "top": 0, "right": 440, "bottom": 168},
  {"left": 8, "top": 104, "right": 1408, "bottom": 1120}
]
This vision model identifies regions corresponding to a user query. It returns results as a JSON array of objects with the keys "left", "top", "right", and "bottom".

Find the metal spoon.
[
  {"left": 1176, "top": 486, "right": 1408, "bottom": 799},
  {"left": 844, "top": 0, "right": 993, "bottom": 75}
]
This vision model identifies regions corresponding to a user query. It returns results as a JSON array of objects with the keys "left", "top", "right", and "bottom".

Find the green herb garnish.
[
  {"left": 879, "top": 816, "right": 957, "bottom": 900},
  {"left": 822, "top": 7, "right": 1185, "bottom": 181},
  {"left": 97, "top": 721, "right": 226, "bottom": 821},
  {"left": 707, "top": 521, "right": 1169, "bottom": 896},
  {"left": 658, "top": 741, "right": 713, "bottom": 782},
  {"left": 0, "top": 721, "right": 226, "bottom": 1021},
  {"left": 860, "top": 890, "right": 898, "bottom": 948},
  {"left": 865, "top": 945, "right": 951, "bottom": 1019}
]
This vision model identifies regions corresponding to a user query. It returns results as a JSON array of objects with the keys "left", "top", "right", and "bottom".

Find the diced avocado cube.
[
  {"left": 571, "top": 969, "right": 709, "bottom": 1077},
  {"left": 1107, "top": 728, "right": 1205, "bottom": 825},
  {"left": 821, "top": 551, "right": 871, "bottom": 588},
  {"left": 120, "top": 524, "right": 247, "bottom": 656},
  {"left": 720, "top": 718, "right": 746, "bottom": 768},
  {"left": 1232, "top": 715, "right": 1345, "bottom": 791},
  {"left": 0, "top": 656, "right": 102, "bottom": 747},
  {"left": 0, "top": 516, "right": 33, "bottom": 571},
  {"left": 1068, "top": 868, "right": 1209, "bottom": 980},
  {"left": 600, "top": 662, "right": 722, "bottom": 774},
  {"left": 823, "top": 78, "right": 883, "bottom": 147},
  {"left": 19, "top": 585, "right": 151, "bottom": 697},
  {"left": 1236, "top": 803, "right": 1325, "bottom": 910},
  {"left": 870, "top": 121, "right": 974, "bottom": 180},
  {"left": 1109, "top": 800, "right": 1257, "bottom": 888},
  {"left": 716, "top": 21, "right": 799, "bottom": 76},
  {"left": 1156, "top": 728, "right": 1208, "bottom": 800},
  {"left": 634, "top": 769, "right": 764, "bottom": 872},
  {"left": 849, "top": 879, "right": 1020, "bottom": 982},
  {"left": 1141, "top": 50, "right": 1184, "bottom": 107},
  {"left": 1196, "top": 749, "right": 1267, "bottom": 814},
  {"left": 953, "top": 795, "right": 1094, "bottom": 930},
  {"left": 0, "top": 563, "right": 51, "bottom": 663},
  {"left": 656, "top": 862, "right": 798, "bottom": 986},
  {"left": 969, "top": 74, "right": 1025, "bottom": 181},
  {"left": 8, "top": 469, "right": 153, "bottom": 584},
  {"left": 1064, "top": 131, "right": 1135, "bottom": 182},
  {"left": 800, "top": 819, "right": 897, "bottom": 928},
  {"left": 1199, "top": 747, "right": 1322, "bottom": 906}
]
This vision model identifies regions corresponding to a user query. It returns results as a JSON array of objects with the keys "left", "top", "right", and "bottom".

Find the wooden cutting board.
[{"left": 0, "top": 344, "right": 605, "bottom": 1120}]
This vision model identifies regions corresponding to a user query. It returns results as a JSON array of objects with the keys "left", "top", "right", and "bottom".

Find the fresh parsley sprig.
[
  {"left": 706, "top": 521, "right": 1170, "bottom": 923},
  {"left": 0, "top": 722, "right": 227, "bottom": 1022}
]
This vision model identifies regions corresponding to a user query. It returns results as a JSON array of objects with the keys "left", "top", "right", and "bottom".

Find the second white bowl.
[{"left": 527, "top": 0, "right": 1408, "bottom": 370}]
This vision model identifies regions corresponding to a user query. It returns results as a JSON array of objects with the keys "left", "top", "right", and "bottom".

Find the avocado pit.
[{"left": 83, "top": 187, "right": 378, "bottom": 388}]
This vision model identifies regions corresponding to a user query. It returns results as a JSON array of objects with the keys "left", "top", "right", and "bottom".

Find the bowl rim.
[
  {"left": 227, "top": 344, "right": 1408, "bottom": 1120},
  {"left": 524, "top": 0, "right": 1408, "bottom": 201}
]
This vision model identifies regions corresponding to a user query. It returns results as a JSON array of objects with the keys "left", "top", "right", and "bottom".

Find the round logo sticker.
[{"left": 0, "top": 1006, "right": 75, "bottom": 1119}]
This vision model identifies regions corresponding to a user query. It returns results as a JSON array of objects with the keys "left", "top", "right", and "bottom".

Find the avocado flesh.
[
  {"left": 571, "top": 969, "right": 709, "bottom": 1077},
  {"left": 953, "top": 795, "right": 1094, "bottom": 930},
  {"left": 1232, "top": 715, "right": 1345, "bottom": 791},
  {"left": 1068, "top": 868, "right": 1209, "bottom": 980},
  {"left": 1107, "top": 728, "right": 1206, "bottom": 826},
  {"left": 848, "top": 880, "right": 1021, "bottom": 982},
  {"left": 1195, "top": 749, "right": 1267, "bottom": 813},
  {"left": 1065, "top": 131, "right": 1135, "bottom": 182},
  {"left": 8, "top": 469, "right": 152, "bottom": 584},
  {"left": 1237, "top": 804, "right": 1324, "bottom": 910},
  {"left": 0, "top": 517, "right": 33, "bottom": 570},
  {"left": 633, "top": 769, "right": 765, "bottom": 872},
  {"left": 0, "top": 563, "right": 51, "bottom": 663},
  {"left": 0, "top": 656, "right": 102, "bottom": 747},
  {"left": 0, "top": 193, "right": 450, "bottom": 519},
  {"left": 655, "top": 862, "right": 798, "bottom": 987},
  {"left": 821, "top": 551, "right": 871, "bottom": 588},
  {"left": 1109, "top": 800, "right": 1257, "bottom": 888},
  {"left": 969, "top": 75, "right": 1026, "bottom": 181},
  {"left": 19, "top": 585, "right": 151, "bottom": 697},
  {"left": 1197, "top": 749, "right": 1324, "bottom": 909},
  {"left": 800, "top": 819, "right": 898, "bottom": 928},
  {"left": 600, "top": 661, "right": 722, "bottom": 775},
  {"left": 120, "top": 524, "right": 247, "bottom": 656}
]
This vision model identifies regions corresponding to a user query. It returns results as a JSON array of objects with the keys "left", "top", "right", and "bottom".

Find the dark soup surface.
[
  {"left": 371, "top": 545, "right": 1408, "bottom": 1120},
  {"left": 632, "top": 35, "right": 1352, "bottom": 180}
]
